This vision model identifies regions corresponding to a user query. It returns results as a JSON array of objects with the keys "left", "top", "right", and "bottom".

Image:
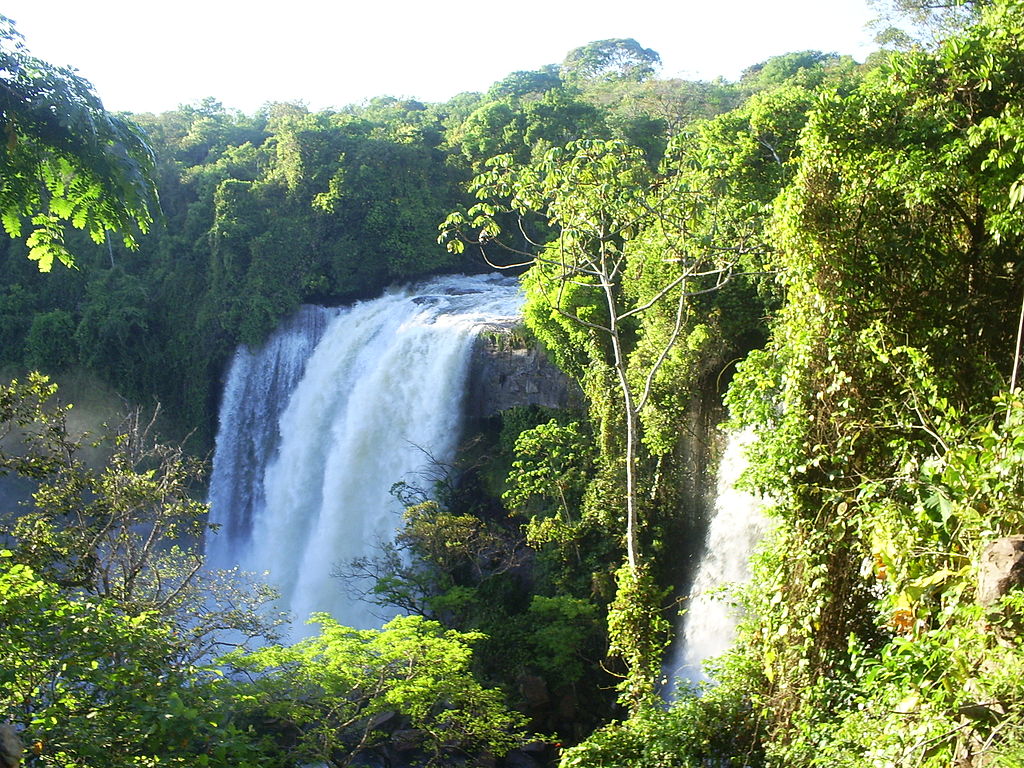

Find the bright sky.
[{"left": 4, "top": 0, "right": 880, "bottom": 115}]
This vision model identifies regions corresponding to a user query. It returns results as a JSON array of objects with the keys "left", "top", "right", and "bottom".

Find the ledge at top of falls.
[{"left": 465, "top": 325, "right": 583, "bottom": 420}]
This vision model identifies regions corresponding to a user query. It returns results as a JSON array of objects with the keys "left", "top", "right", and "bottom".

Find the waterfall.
[
  {"left": 206, "top": 305, "right": 335, "bottom": 565},
  {"left": 669, "top": 427, "right": 770, "bottom": 690},
  {"left": 205, "top": 273, "right": 522, "bottom": 634}
]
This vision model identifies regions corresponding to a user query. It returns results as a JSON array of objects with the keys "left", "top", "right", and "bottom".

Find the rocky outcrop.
[
  {"left": 978, "top": 535, "right": 1024, "bottom": 606},
  {"left": 0, "top": 724, "right": 21, "bottom": 768},
  {"left": 465, "top": 327, "right": 582, "bottom": 420}
]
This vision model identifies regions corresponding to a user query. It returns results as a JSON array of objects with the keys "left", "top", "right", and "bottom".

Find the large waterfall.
[
  {"left": 669, "top": 428, "right": 770, "bottom": 690},
  {"left": 205, "top": 273, "right": 522, "bottom": 634}
]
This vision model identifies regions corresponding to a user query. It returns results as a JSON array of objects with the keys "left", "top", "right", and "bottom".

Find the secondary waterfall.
[
  {"left": 205, "top": 273, "right": 522, "bottom": 634},
  {"left": 669, "top": 428, "right": 770, "bottom": 690}
]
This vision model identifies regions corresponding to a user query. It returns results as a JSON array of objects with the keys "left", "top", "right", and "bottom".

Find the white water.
[
  {"left": 669, "top": 428, "right": 770, "bottom": 690},
  {"left": 205, "top": 274, "right": 522, "bottom": 634},
  {"left": 206, "top": 305, "right": 335, "bottom": 562}
]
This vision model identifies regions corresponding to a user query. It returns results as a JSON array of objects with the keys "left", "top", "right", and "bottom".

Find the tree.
[
  {"left": 0, "top": 16, "right": 158, "bottom": 270},
  {"left": 487, "top": 65, "right": 563, "bottom": 100},
  {"left": 562, "top": 39, "right": 662, "bottom": 84},
  {"left": 23, "top": 309, "right": 77, "bottom": 371},
  {"left": 441, "top": 139, "right": 751, "bottom": 706},
  {"left": 739, "top": 51, "right": 839, "bottom": 91},
  {"left": 0, "top": 555, "right": 186, "bottom": 767},
  {"left": 504, "top": 418, "right": 596, "bottom": 535},
  {"left": 868, "top": 0, "right": 982, "bottom": 45},
  {"left": 443, "top": 139, "right": 740, "bottom": 574},
  {"left": 0, "top": 374, "right": 281, "bottom": 662},
  {"left": 0, "top": 377, "right": 284, "bottom": 767},
  {"left": 721, "top": 1, "right": 1024, "bottom": 759},
  {"left": 0, "top": 555, "right": 277, "bottom": 768},
  {"left": 522, "top": 89, "right": 606, "bottom": 160},
  {"left": 220, "top": 614, "right": 530, "bottom": 767}
]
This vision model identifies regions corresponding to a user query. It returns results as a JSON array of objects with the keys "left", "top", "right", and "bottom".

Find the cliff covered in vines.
[{"left": 560, "top": 2, "right": 1024, "bottom": 765}]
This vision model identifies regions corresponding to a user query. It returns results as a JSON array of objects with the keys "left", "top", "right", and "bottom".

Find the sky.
[{"left": 3, "top": 0, "right": 881, "bottom": 115}]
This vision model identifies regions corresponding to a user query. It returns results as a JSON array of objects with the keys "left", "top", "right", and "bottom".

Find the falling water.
[
  {"left": 669, "top": 427, "right": 770, "bottom": 690},
  {"left": 205, "top": 273, "right": 522, "bottom": 634},
  {"left": 205, "top": 305, "right": 335, "bottom": 560}
]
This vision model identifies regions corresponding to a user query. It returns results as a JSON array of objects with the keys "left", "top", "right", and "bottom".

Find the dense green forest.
[{"left": 3, "top": 0, "right": 1024, "bottom": 765}]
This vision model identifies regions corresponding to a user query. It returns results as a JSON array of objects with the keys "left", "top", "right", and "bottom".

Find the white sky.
[{"left": 3, "top": 0, "right": 880, "bottom": 115}]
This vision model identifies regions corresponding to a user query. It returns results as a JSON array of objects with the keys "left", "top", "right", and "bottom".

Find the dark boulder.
[{"left": 0, "top": 725, "right": 21, "bottom": 768}]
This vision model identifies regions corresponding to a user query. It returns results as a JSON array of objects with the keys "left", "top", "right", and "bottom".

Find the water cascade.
[
  {"left": 669, "top": 428, "right": 770, "bottom": 689},
  {"left": 206, "top": 274, "right": 522, "bottom": 634}
]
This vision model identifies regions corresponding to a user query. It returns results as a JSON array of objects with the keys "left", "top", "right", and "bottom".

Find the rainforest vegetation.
[{"left": 3, "top": 0, "right": 1024, "bottom": 765}]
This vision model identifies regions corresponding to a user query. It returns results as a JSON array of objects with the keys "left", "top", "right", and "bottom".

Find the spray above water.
[{"left": 205, "top": 274, "right": 522, "bottom": 636}]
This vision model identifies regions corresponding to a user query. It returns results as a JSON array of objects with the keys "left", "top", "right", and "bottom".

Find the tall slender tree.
[{"left": 441, "top": 138, "right": 750, "bottom": 705}]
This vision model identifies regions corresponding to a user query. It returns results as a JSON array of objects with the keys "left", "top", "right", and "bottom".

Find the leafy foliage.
[
  {"left": 340, "top": 433, "right": 613, "bottom": 736},
  {"left": 220, "top": 613, "right": 530, "bottom": 767},
  {"left": 0, "top": 375, "right": 282, "bottom": 660},
  {"left": 15, "top": 14, "right": 1024, "bottom": 765},
  {"left": 562, "top": 39, "right": 662, "bottom": 84},
  {"left": 2, "top": 556, "right": 186, "bottom": 767},
  {"left": 716, "top": 2, "right": 1024, "bottom": 763},
  {"left": 560, "top": 688, "right": 763, "bottom": 768},
  {"left": 504, "top": 418, "right": 596, "bottom": 539},
  {"left": 0, "top": 17, "right": 157, "bottom": 270}
]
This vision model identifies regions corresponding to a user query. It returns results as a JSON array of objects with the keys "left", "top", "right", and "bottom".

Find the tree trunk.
[{"left": 602, "top": 276, "right": 640, "bottom": 572}]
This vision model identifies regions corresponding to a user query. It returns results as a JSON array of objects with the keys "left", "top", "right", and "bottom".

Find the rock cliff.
[{"left": 465, "top": 327, "right": 582, "bottom": 420}]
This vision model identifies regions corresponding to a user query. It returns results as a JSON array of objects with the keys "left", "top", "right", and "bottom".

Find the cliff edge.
[{"left": 465, "top": 327, "right": 582, "bottom": 420}]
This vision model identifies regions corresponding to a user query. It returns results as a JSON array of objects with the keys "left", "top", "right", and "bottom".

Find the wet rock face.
[
  {"left": 465, "top": 329, "right": 582, "bottom": 420},
  {"left": 978, "top": 535, "right": 1024, "bottom": 606}
]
